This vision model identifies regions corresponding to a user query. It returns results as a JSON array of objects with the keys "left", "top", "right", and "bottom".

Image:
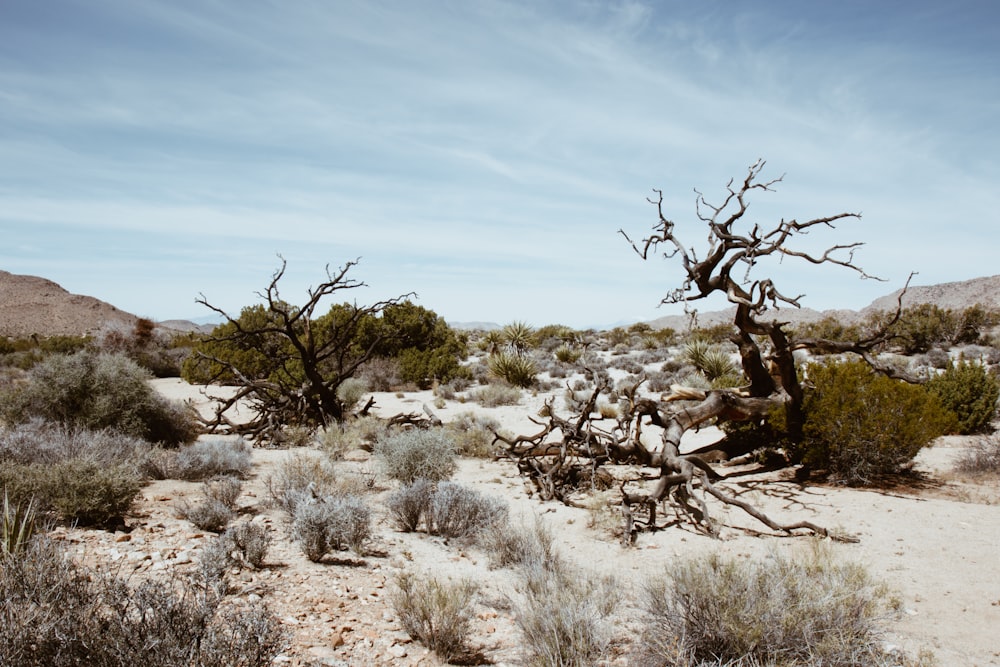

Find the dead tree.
[
  {"left": 504, "top": 160, "right": 910, "bottom": 542},
  {"left": 193, "top": 257, "right": 412, "bottom": 443}
]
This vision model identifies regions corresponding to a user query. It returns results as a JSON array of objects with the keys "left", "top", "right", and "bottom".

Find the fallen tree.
[{"left": 497, "top": 160, "right": 920, "bottom": 543}]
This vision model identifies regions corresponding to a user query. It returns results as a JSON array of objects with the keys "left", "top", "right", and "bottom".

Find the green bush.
[
  {"left": 0, "top": 460, "right": 141, "bottom": 526},
  {"left": 3, "top": 350, "right": 198, "bottom": 445},
  {"left": 487, "top": 351, "right": 537, "bottom": 387},
  {"left": 374, "top": 428, "right": 457, "bottom": 484},
  {"left": 797, "top": 359, "right": 954, "bottom": 484},
  {"left": 926, "top": 359, "right": 999, "bottom": 434},
  {"left": 633, "top": 544, "right": 896, "bottom": 667},
  {"left": 391, "top": 570, "right": 479, "bottom": 662}
]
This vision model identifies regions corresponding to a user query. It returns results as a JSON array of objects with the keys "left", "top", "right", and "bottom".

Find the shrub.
[
  {"left": 554, "top": 344, "right": 582, "bottom": 364},
  {"left": 2, "top": 350, "right": 199, "bottom": 445},
  {"left": 178, "top": 498, "right": 234, "bottom": 533},
  {"left": 0, "top": 460, "right": 141, "bottom": 526},
  {"left": 513, "top": 554, "right": 619, "bottom": 667},
  {"left": 170, "top": 438, "right": 253, "bottom": 481},
  {"left": 0, "top": 535, "right": 287, "bottom": 667},
  {"left": 633, "top": 544, "right": 895, "bottom": 667},
  {"left": 207, "top": 521, "right": 272, "bottom": 571},
  {"left": 954, "top": 433, "right": 1000, "bottom": 476},
  {"left": 796, "top": 359, "right": 954, "bottom": 484},
  {"left": 445, "top": 411, "right": 501, "bottom": 457},
  {"left": 477, "top": 516, "right": 558, "bottom": 570},
  {"left": 291, "top": 494, "right": 371, "bottom": 561},
  {"left": 471, "top": 383, "right": 522, "bottom": 407},
  {"left": 391, "top": 570, "right": 479, "bottom": 663},
  {"left": 926, "top": 359, "right": 999, "bottom": 434},
  {"left": 386, "top": 478, "right": 434, "bottom": 532},
  {"left": 336, "top": 377, "right": 369, "bottom": 412},
  {"left": 319, "top": 415, "right": 388, "bottom": 459},
  {"left": 266, "top": 451, "right": 341, "bottom": 515},
  {"left": 374, "top": 428, "right": 457, "bottom": 484},
  {"left": 487, "top": 351, "right": 537, "bottom": 387},
  {"left": 426, "top": 482, "right": 508, "bottom": 539},
  {"left": 0, "top": 420, "right": 150, "bottom": 471},
  {"left": 177, "top": 476, "right": 242, "bottom": 532}
]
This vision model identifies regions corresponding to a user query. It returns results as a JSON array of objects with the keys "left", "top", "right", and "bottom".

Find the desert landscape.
[
  {"left": 40, "top": 374, "right": 998, "bottom": 667},
  {"left": 3, "top": 270, "right": 1000, "bottom": 666}
]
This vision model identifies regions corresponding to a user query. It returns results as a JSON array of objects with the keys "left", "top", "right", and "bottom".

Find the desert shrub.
[
  {"left": 169, "top": 438, "right": 253, "bottom": 481},
  {"left": 554, "top": 344, "right": 582, "bottom": 364},
  {"left": 633, "top": 544, "right": 895, "bottom": 667},
  {"left": 926, "top": 359, "right": 999, "bottom": 434},
  {"left": 472, "top": 382, "right": 522, "bottom": 407},
  {"left": 336, "top": 377, "right": 369, "bottom": 412},
  {"left": 924, "top": 347, "right": 951, "bottom": 370},
  {"left": 0, "top": 460, "right": 141, "bottom": 526},
  {"left": 176, "top": 476, "right": 243, "bottom": 533},
  {"left": 266, "top": 451, "right": 341, "bottom": 515},
  {"left": 796, "top": 359, "right": 954, "bottom": 484},
  {"left": 319, "top": 415, "right": 388, "bottom": 459},
  {"left": 445, "top": 411, "right": 501, "bottom": 457},
  {"left": 358, "top": 355, "right": 402, "bottom": 391},
  {"left": 217, "top": 521, "right": 272, "bottom": 569},
  {"left": 0, "top": 535, "right": 287, "bottom": 667},
  {"left": 2, "top": 350, "right": 198, "bottom": 445},
  {"left": 291, "top": 494, "right": 371, "bottom": 561},
  {"left": 271, "top": 424, "right": 316, "bottom": 448},
  {"left": 0, "top": 419, "right": 150, "bottom": 471},
  {"left": 178, "top": 498, "right": 233, "bottom": 532},
  {"left": 477, "top": 516, "right": 558, "bottom": 570},
  {"left": 374, "top": 428, "right": 457, "bottom": 484},
  {"left": 426, "top": 482, "right": 508, "bottom": 539},
  {"left": 487, "top": 351, "right": 537, "bottom": 387},
  {"left": 391, "top": 570, "right": 479, "bottom": 662},
  {"left": 954, "top": 433, "right": 1000, "bottom": 476},
  {"left": 683, "top": 338, "right": 739, "bottom": 384},
  {"left": 514, "top": 553, "right": 619, "bottom": 667},
  {"left": 386, "top": 478, "right": 434, "bottom": 532}
]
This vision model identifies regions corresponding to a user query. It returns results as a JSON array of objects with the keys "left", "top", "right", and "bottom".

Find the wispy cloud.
[{"left": 1, "top": 0, "right": 997, "bottom": 327}]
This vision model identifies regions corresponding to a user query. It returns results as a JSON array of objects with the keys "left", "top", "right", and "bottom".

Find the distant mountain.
[
  {"left": 3, "top": 270, "right": 998, "bottom": 338},
  {"left": 0, "top": 270, "right": 138, "bottom": 338},
  {"left": 646, "top": 275, "right": 1000, "bottom": 332},
  {"left": 0, "top": 270, "right": 212, "bottom": 338}
]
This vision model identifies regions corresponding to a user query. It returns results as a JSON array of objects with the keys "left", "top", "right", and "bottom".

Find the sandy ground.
[{"left": 57, "top": 378, "right": 1000, "bottom": 666}]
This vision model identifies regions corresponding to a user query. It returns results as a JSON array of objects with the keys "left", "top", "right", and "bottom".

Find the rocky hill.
[{"left": 0, "top": 270, "right": 139, "bottom": 338}]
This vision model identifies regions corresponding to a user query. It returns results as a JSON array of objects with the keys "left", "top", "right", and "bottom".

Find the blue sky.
[{"left": 2, "top": 1, "right": 998, "bottom": 328}]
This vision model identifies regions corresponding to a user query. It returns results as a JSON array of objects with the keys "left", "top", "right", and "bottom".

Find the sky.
[{"left": 1, "top": 1, "right": 998, "bottom": 329}]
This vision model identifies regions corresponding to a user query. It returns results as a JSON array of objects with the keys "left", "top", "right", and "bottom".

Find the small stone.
[{"left": 114, "top": 533, "right": 132, "bottom": 543}]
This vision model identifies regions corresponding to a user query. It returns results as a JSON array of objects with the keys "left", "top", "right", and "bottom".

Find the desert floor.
[{"left": 56, "top": 378, "right": 1000, "bottom": 666}]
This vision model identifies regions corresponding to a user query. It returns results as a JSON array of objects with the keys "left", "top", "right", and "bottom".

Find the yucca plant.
[
  {"left": 2, "top": 491, "right": 37, "bottom": 557},
  {"left": 501, "top": 321, "right": 535, "bottom": 356},
  {"left": 488, "top": 351, "right": 537, "bottom": 388}
]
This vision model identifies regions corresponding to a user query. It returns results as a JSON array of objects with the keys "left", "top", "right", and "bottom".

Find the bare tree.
[
  {"left": 497, "top": 160, "right": 912, "bottom": 542},
  {"left": 192, "top": 258, "right": 412, "bottom": 443}
]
